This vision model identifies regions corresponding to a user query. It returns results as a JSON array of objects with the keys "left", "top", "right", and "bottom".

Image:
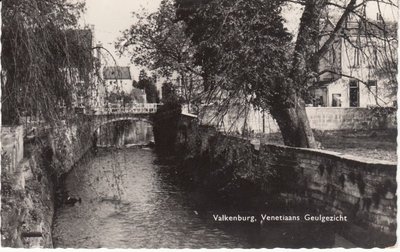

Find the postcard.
[{"left": 1, "top": 0, "right": 397, "bottom": 249}]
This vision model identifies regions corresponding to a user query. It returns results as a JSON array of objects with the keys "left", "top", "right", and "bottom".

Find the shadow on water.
[
  {"left": 153, "top": 153, "right": 340, "bottom": 249},
  {"left": 97, "top": 120, "right": 154, "bottom": 148},
  {"left": 52, "top": 121, "right": 345, "bottom": 248}
]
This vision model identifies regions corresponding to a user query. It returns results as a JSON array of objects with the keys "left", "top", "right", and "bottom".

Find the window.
[
  {"left": 332, "top": 94, "right": 342, "bottom": 107},
  {"left": 349, "top": 80, "right": 359, "bottom": 107},
  {"left": 353, "top": 48, "right": 360, "bottom": 67},
  {"left": 367, "top": 80, "right": 378, "bottom": 94},
  {"left": 349, "top": 80, "right": 358, "bottom": 87},
  {"left": 367, "top": 80, "right": 377, "bottom": 87},
  {"left": 372, "top": 48, "right": 378, "bottom": 66}
]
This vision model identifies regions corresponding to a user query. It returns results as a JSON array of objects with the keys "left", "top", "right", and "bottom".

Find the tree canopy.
[
  {"left": 117, "top": 0, "right": 202, "bottom": 108},
  {"left": 116, "top": 0, "right": 199, "bottom": 78},
  {"left": 175, "top": 0, "right": 292, "bottom": 108},
  {"left": 1, "top": 0, "right": 90, "bottom": 125},
  {"left": 174, "top": 0, "right": 397, "bottom": 147},
  {"left": 118, "top": 0, "right": 397, "bottom": 148},
  {"left": 134, "top": 70, "right": 160, "bottom": 103}
]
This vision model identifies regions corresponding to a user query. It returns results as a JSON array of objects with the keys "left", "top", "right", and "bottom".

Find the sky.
[
  {"left": 81, "top": 0, "right": 162, "bottom": 80},
  {"left": 80, "top": 0, "right": 398, "bottom": 80}
]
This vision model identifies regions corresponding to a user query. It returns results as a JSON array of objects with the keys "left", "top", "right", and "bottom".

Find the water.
[
  {"left": 52, "top": 147, "right": 346, "bottom": 248},
  {"left": 97, "top": 120, "right": 154, "bottom": 147},
  {"left": 52, "top": 148, "right": 255, "bottom": 248}
]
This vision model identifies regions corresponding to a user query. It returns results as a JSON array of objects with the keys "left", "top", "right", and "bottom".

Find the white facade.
[
  {"left": 106, "top": 79, "right": 133, "bottom": 94},
  {"left": 313, "top": 19, "right": 397, "bottom": 108}
]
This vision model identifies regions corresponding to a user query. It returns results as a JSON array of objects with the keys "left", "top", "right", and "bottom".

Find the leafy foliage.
[
  {"left": 1, "top": 0, "right": 91, "bottom": 125},
  {"left": 161, "top": 81, "right": 183, "bottom": 105},
  {"left": 117, "top": 0, "right": 203, "bottom": 109},
  {"left": 175, "top": 0, "right": 292, "bottom": 109},
  {"left": 134, "top": 70, "right": 160, "bottom": 103},
  {"left": 117, "top": 0, "right": 199, "bottom": 78}
]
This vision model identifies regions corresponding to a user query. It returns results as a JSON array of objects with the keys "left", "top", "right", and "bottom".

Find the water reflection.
[
  {"left": 52, "top": 149, "right": 254, "bottom": 248},
  {"left": 97, "top": 120, "right": 153, "bottom": 147}
]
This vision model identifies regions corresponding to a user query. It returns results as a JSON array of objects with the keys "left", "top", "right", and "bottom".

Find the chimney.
[
  {"left": 96, "top": 43, "right": 103, "bottom": 64},
  {"left": 95, "top": 42, "right": 103, "bottom": 80},
  {"left": 89, "top": 24, "right": 96, "bottom": 46}
]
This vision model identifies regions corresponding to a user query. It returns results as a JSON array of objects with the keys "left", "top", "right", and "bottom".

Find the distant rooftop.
[
  {"left": 319, "top": 14, "right": 397, "bottom": 39},
  {"left": 103, "top": 66, "right": 132, "bottom": 80},
  {"left": 346, "top": 20, "right": 397, "bottom": 38}
]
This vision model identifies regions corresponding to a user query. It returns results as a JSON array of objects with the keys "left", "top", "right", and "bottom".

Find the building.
[
  {"left": 60, "top": 28, "right": 98, "bottom": 110},
  {"left": 310, "top": 14, "right": 397, "bottom": 107},
  {"left": 103, "top": 66, "right": 133, "bottom": 94}
]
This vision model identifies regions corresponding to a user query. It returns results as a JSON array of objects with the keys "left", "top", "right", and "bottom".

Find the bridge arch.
[
  {"left": 94, "top": 116, "right": 153, "bottom": 134},
  {"left": 93, "top": 116, "right": 154, "bottom": 147}
]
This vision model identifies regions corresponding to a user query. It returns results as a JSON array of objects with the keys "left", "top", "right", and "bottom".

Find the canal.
[
  {"left": 52, "top": 121, "right": 346, "bottom": 248},
  {"left": 52, "top": 147, "right": 256, "bottom": 248}
]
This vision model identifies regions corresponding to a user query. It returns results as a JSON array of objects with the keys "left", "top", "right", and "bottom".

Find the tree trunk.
[
  {"left": 268, "top": 0, "right": 326, "bottom": 148},
  {"left": 270, "top": 94, "right": 316, "bottom": 148}
]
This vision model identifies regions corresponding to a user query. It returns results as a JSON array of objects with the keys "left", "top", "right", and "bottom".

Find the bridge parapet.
[{"left": 90, "top": 103, "right": 161, "bottom": 115}]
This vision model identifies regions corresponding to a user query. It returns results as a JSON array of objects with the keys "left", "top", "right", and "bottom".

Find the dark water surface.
[{"left": 52, "top": 148, "right": 345, "bottom": 248}]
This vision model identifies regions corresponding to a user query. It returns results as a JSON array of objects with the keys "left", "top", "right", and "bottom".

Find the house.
[
  {"left": 59, "top": 28, "right": 100, "bottom": 110},
  {"left": 103, "top": 66, "right": 133, "bottom": 94},
  {"left": 310, "top": 14, "right": 397, "bottom": 107}
]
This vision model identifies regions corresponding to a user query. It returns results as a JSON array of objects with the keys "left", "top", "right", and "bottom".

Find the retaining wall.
[
  {"left": 306, "top": 107, "right": 397, "bottom": 131},
  {"left": 1, "top": 117, "right": 94, "bottom": 248},
  {"left": 200, "top": 106, "right": 397, "bottom": 134},
  {"left": 176, "top": 115, "right": 397, "bottom": 247},
  {"left": 1, "top": 126, "right": 24, "bottom": 173}
]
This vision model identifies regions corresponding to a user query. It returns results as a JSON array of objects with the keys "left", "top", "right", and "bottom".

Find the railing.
[
  {"left": 18, "top": 103, "right": 162, "bottom": 139},
  {"left": 90, "top": 103, "right": 161, "bottom": 115}
]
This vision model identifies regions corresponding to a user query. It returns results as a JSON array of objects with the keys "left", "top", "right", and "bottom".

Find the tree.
[
  {"left": 136, "top": 70, "right": 160, "bottom": 103},
  {"left": 116, "top": 0, "right": 201, "bottom": 108},
  {"left": 175, "top": 0, "right": 309, "bottom": 145},
  {"left": 132, "top": 79, "right": 139, "bottom": 88},
  {"left": 1, "top": 0, "right": 90, "bottom": 125},
  {"left": 175, "top": 0, "right": 397, "bottom": 148},
  {"left": 138, "top": 69, "right": 148, "bottom": 82},
  {"left": 162, "top": 82, "right": 182, "bottom": 105},
  {"left": 153, "top": 82, "right": 182, "bottom": 154}
]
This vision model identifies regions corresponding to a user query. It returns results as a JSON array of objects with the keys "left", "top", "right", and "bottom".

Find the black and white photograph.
[{"left": 1, "top": 0, "right": 398, "bottom": 249}]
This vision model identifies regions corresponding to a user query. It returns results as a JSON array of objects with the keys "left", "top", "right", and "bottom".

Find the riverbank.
[
  {"left": 52, "top": 147, "right": 346, "bottom": 248},
  {"left": 168, "top": 115, "right": 397, "bottom": 248},
  {"left": 1, "top": 143, "right": 54, "bottom": 247},
  {"left": 1, "top": 119, "right": 95, "bottom": 247}
]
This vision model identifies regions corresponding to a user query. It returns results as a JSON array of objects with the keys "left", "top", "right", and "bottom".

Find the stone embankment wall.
[
  {"left": 1, "top": 116, "right": 94, "bottom": 248},
  {"left": 175, "top": 115, "right": 397, "bottom": 247},
  {"left": 306, "top": 107, "right": 397, "bottom": 131},
  {"left": 1, "top": 126, "right": 24, "bottom": 173},
  {"left": 200, "top": 106, "right": 396, "bottom": 134}
]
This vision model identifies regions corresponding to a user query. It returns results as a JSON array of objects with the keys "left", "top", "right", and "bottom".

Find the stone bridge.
[{"left": 87, "top": 103, "right": 160, "bottom": 132}]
